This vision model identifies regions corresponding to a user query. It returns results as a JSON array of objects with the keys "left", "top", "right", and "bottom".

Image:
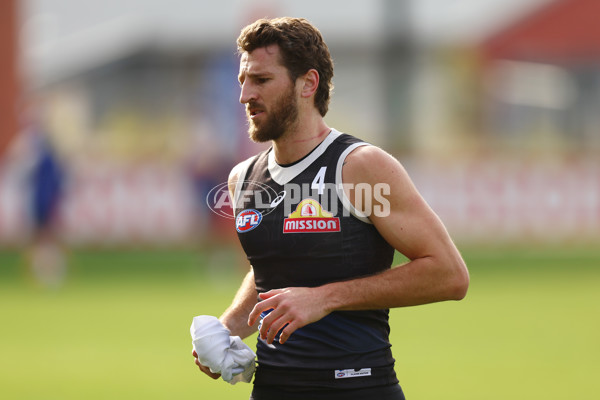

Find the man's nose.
[{"left": 239, "top": 82, "right": 256, "bottom": 104}]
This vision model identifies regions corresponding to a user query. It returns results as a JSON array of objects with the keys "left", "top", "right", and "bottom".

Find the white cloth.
[{"left": 190, "top": 315, "right": 256, "bottom": 384}]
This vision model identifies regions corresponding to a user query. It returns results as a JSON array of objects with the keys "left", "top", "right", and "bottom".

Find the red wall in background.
[{"left": 0, "top": 0, "right": 20, "bottom": 158}]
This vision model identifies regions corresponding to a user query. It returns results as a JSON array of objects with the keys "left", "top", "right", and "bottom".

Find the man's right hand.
[{"left": 192, "top": 349, "right": 221, "bottom": 379}]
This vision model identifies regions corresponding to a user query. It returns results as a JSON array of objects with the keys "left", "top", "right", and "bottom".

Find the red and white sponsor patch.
[{"left": 283, "top": 199, "right": 340, "bottom": 233}]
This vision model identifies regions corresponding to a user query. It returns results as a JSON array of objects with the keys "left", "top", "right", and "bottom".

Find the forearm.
[
  {"left": 320, "top": 255, "right": 468, "bottom": 312},
  {"left": 219, "top": 269, "right": 259, "bottom": 339},
  {"left": 249, "top": 254, "right": 468, "bottom": 345}
]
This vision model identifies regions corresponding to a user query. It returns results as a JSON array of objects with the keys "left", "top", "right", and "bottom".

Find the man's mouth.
[
  {"left": 249, "top": 109, "right": 264, "bottom": 119},
  {"left": 248, "top": 104, "right": 265, "bottom": 118}
]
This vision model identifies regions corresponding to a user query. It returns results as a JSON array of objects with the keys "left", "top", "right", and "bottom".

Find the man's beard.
[{"left": 247, "top": 85, "right": 298, "bottom": 143}]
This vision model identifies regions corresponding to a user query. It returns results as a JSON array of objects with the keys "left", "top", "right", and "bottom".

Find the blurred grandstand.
[{"left": 0, "top": 0, "right": 598, "bottom": 248}]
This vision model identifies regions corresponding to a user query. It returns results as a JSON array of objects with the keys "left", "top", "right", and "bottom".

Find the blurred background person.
[
  {"left": 27, "top": 129, "right": 66, "bottom": 287},
  {"left": 17, "top": 102, "right": 68, "bottom": 288}
]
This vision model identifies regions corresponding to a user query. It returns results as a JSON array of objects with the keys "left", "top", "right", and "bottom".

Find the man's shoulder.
[
  {"left": 228, "top": 157, "right": 253, "bottom": 186},
  {"left": 342, "top": 143, "right": 402, "bottom": 184},
  {"left": 346, "top": 144, "right": 395, "bottom": 165},
  {"left": 227, "top": 148, "right": 271, "bottom": 185}
]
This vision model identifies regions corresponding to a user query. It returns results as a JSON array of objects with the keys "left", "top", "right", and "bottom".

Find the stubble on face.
[{"left": 247, "top": 82, "right": 299, "bottom": 143}]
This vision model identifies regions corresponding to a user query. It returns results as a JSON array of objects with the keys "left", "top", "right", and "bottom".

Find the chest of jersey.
[{"left": 234, "top": 133, "right": 394, "bottom": 292}]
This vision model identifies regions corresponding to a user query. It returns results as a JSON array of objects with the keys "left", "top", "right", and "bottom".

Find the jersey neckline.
[{"left": 267, "top": 129, "right": 341, "bottom": 185}]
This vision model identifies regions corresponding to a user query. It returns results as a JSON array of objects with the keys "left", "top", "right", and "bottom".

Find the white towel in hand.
[{"left": 190, "top": 315, "right": 256, "bottom": 384}]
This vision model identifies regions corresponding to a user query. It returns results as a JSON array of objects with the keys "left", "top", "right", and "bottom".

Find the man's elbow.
[{"left": 448, "top": 259, "right": 469, "bottom": 301}]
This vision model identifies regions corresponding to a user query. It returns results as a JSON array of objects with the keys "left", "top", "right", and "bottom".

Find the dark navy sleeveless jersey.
[{"left": 233, "top": 129, "right": 398, "bottom": 389}]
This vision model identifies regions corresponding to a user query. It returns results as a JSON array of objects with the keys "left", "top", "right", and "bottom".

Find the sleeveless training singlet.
[{"left": 233, "top": 129, "right": 398, "bottom": 390}]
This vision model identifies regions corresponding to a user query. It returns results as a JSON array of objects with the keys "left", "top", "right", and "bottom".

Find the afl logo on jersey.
[{"left": 236, "top": 209, "right": 262, "bottom": 233}]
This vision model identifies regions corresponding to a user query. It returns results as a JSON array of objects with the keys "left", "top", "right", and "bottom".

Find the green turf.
[{"left": 0, "top": 245, "right": 598, "bottom": 399}]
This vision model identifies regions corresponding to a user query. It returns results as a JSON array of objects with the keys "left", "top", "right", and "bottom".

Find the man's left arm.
[{"left": 249, "top": 145, "right": 469, "bottom": 344}]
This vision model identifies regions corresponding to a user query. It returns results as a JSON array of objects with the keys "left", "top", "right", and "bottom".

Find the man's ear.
[{"left": 300, "top": 69, "right": 320, "bottom": 98}]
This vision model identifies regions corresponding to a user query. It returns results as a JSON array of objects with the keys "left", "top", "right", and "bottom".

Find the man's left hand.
[{"left": 247, "top": 287, "right": 330, "bottom": 344}]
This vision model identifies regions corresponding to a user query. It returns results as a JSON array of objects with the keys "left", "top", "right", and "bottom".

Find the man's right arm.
[
  {"left": 193, "top": 162, "right": 258, "bottom": 378},
  {"left": 219, "top": 269, "right": 259, "bottom": 338},
  {"left": 221, "top": 159, "right": 259, "bottom": 337}
]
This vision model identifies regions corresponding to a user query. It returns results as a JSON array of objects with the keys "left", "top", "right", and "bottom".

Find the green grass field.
[{"left": 1, "top": 245, "right": 598, "bottom": 399}]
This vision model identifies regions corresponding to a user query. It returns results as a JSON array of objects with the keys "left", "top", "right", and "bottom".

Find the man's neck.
[{"left": 271, "top": 117, "right": 330, "bottom": 165}]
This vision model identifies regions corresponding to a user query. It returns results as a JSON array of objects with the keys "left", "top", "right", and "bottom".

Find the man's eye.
[{"left": 257, "top": 78, "right": 269, "bottom": 84}]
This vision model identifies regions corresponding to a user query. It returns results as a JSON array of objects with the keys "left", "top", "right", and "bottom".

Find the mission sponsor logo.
[
  {"left": 236, "top": 209, "right": 262, "bottom": 233},
  {"left": 283, "top": 199, "right": 340, "bottom": 233}
]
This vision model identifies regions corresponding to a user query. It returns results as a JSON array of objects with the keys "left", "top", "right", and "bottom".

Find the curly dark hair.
[{"left": 237, "top": 17, "right": 334, "bottom": 117}]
